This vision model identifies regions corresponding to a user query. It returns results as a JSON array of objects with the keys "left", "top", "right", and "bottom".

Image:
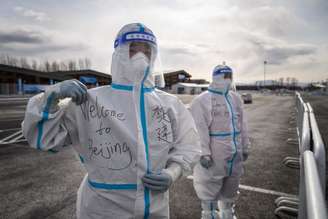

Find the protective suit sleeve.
[
  {"left": 22, "top": 89, "right": 73, "bottom": 152},
  {"left": 167, "top": 99, "right": 201, "bottom": 176},
  {"left": 189, "top": 95, "right": 212, "bottom": 156}
]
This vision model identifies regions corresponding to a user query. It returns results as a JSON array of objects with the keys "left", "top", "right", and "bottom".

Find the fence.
[
  {"left": 275, "top": 92, "right": 327, "bottom": 219},
  {"left": 0, "top": 97, "right": 28, "bottom": 145}
]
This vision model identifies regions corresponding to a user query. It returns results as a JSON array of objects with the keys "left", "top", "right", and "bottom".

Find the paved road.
[{"left": 0, "top": 94, "right": 300, "bottom": 219}]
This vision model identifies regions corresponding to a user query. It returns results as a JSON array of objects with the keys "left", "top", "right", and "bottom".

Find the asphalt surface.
[
  {"left": 0, "top": 93, "right": 306, "bottom": 219},
  {"left": 170, "top": 93, "right": 299, "bottom": 219}
]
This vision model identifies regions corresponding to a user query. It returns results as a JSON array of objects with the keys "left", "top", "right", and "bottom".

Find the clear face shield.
[
  {"left": 111, "top": 25, "right": 165, "bottom": 88},
  {"left": 223, "top": 71, "right": 236, "bottom": 91}
]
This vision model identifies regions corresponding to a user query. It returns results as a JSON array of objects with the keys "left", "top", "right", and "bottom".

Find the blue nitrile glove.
[
  {"left": 57, "top": 79, "right": 87, "bottom": 105},
  {"left": 200, "top": 155, "right": 213, "bottom": 169},
  {"left": 142, "top": 172, "right": 173, "bottom": 192},
  {"left": 142, "top": 162, "right": 182, "bottom": 193}
]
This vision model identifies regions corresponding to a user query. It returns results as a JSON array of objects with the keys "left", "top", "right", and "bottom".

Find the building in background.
[
  {"left": 171, "top": 82, "right": 209, "bottom": 94},
  {"left": 163, "top": 70, "right": 192, "bottom": 90},
  {"left": 0, "top": 64, "right": 111, "bottom": 95},
  {"left": 163, "top": 70, "right": 209, "bottom": 94}
]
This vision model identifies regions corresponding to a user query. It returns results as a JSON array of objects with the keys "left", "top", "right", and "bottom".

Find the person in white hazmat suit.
[
  {"left": 22, "top": 23, "right": 201, "bottom": 219},
  {"left": 190, "top": 65, "right": 250, "bottom": 219}
]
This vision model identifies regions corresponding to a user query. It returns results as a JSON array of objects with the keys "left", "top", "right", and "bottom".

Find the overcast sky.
[{"left": 1, "top": 0, "right": 327, "bottom": 82}]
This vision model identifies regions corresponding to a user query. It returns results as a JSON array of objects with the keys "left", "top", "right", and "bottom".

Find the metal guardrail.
[
  {"left": 0, "top": 97, "right": 29, "bottom": 145},
  {"left": 304, "top": 151, "right": 327, "bottom": 219},
  {"left": 275, "top": 92, "right": 327, "bottom": 219},
  {"left": 0, "top": 97, "right": 29, "bottom": 106},
  {"left": 307, "top": 103, "right": 326, "bottom": 195},
  {"left": 0, "top": 128, "right": 26, "bottom": 145}
]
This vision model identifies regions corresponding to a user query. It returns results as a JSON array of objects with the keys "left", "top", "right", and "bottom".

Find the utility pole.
[{"left": 263, "top": 60, "right": 267, "bottom": 88}]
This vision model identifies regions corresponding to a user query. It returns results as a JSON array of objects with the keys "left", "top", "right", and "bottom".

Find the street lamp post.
[{"left": 263, "top": 60, "right": 267, "bottom": 88}]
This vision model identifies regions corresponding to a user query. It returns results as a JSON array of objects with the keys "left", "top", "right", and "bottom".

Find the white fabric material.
[
  {"left": 22, "top": 23, "right": 201, "bottom": 219},
  {"left": 218, "top": 201, "right": 237, "bottom": 219},
  {"left": 191, "top": 65, "right": 250, "bottom": 202},
  {"left": 201, "top": 200, "right": 219, "bottom": 219}
]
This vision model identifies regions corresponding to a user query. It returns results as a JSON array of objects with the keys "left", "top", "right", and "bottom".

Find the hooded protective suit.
[
  {"left": 190, "top": 65, "right": 250, "bottom": 219},
  {"left": 22, "top": 23, "right": 200, "bottom": 219}
]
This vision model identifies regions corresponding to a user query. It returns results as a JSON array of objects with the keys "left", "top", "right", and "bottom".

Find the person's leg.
[
  {"left": 201, "top": 200, "right": 219, "bottom": 219},
  {"left": 218, "top": 201, "right": 237, "bottom": 219},
  {"left": 193, "top": 164, "right": 225, "bottom": 219},
  {"left": 217, "top": 176, "right": 240, "bottom": 219}
]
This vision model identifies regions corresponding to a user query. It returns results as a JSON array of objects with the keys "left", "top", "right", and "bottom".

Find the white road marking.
[
  {"left": 239, "top": 184, "right": 296, "bottom": 197},
  {"left": 0, "top": 128, "right": 22, "bottom": 133},
  {"left": 186, "top": 175, "right": 296, "bottom": 197}
]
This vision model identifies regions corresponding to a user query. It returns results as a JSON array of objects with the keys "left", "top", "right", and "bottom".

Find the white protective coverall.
[
  {"left": 190, "top": 65, "right": 250, "bottom": 219},
  {"left": 22, "top": 23, "right": 201, "bottom": 219}
]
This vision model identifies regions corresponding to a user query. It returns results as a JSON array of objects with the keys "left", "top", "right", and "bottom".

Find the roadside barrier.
[
  {"left": 275, "top": 92, "right": 327, "bottom": 219},
  {"left": 0, "top": 97, "right": 28, "bottom": 145},
  {"left": 0, "top": 128, "right": 26, "bottom": 145}
]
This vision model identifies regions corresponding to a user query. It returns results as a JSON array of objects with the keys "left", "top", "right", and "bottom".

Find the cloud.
[
  {"left": 161, "top": 47, "right": 195, "bottom": 56},
  {"left": 0, "top": 43, "right": 87, "bottom": 56},
  {"left": 0, "top": 30, "right": 47, "bottom": 44},
  {"left": 14, "top": 6, "right": 49, "bottom": 22},
  {"left": 0, "top": 28, "right": 88, "bottom": 57},
  {"left": 246, "top": 34, "right": 317, "bottom": 65},
  {"left": 0, "top": 0, "right": 325, "bottom": 81}
]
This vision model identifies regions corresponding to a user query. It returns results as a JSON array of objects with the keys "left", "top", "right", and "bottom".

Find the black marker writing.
[
  {"left": 80, "top": 96, "right": 125, "bottom": 122},
  {"left": 96, "top": 121, "right": 111, "bottom": 136}
]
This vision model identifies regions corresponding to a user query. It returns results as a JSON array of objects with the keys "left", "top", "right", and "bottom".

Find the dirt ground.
[{"left": 1, "top": 92, "right": 321, "bottom": 219}]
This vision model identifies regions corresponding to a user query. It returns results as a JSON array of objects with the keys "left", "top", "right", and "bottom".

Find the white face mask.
[
  {"left": 130, "top": 52, "right": 150, "bottom": 83},
  {"left": 211, "top": 75, "right": 232, "bottom": 93}
]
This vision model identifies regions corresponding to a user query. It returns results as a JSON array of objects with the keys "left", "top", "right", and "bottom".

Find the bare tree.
[
  {"left": 85, "top": 57, "right": 91, "bottom": 69},
  {"left": 19, "top": 57, "right": 31, "bottom": 69},
  {"left": 291, "top": 77, "right": 297, "bottom": 89},
  {"left": 0, "top": 54, "right": 8, "bottom": 65},
  {"left": 68, "top": 60, "right": 77, "bottom": 71},
  {"left": 0, "top": 55, "right": 93, "bottom": 72},
  {"left": 44, "top": 60, "right": 51, "bottom": 72},
  {"left": 78, "top": 58, "right": 85, "bottom": 70},
  {"left": 279, "top": 77, "right": 284, "bottom": 87},
  {"left": 6, "top": 55, "right": 18, "bottom": 67},
  {"left": 60, "top": 61, "right": 68, "bottom": 71},
  {"left": 31, "top": 60, "right": 38, "bottom": 70},
  {"left": 286, "top": 77, "right": 290, "bottom": 88},
  {"left": 51, "top": 61, "right": 60, "bottom": 72}
]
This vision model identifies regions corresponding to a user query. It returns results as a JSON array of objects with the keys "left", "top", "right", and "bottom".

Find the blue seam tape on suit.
[
  {"left": 79, "top": 154, "right": 85, "bottom": 163},
  {"left": 37, "top": 93, "right": 55, "bottom": 150},
  {"left": 139, "top": 67, "right": 151, "bottom": 219},
  {"left": 211, "top": 202, "right": 215, "bottom": 219},
  {"left": 208, "top": 88, "right": 224, "bottom": 95},
  {"left": 111, "top": 83, "right": 154, "bottom": 93},
  {"left": 88, "top": 179, "right": 137, "bottom": 190},
  {"left": 209, "top": 131, "right": 240, "bottom": 137},
  {"left": 225, "top": 93, "right": 238, "bottom": 176}
]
